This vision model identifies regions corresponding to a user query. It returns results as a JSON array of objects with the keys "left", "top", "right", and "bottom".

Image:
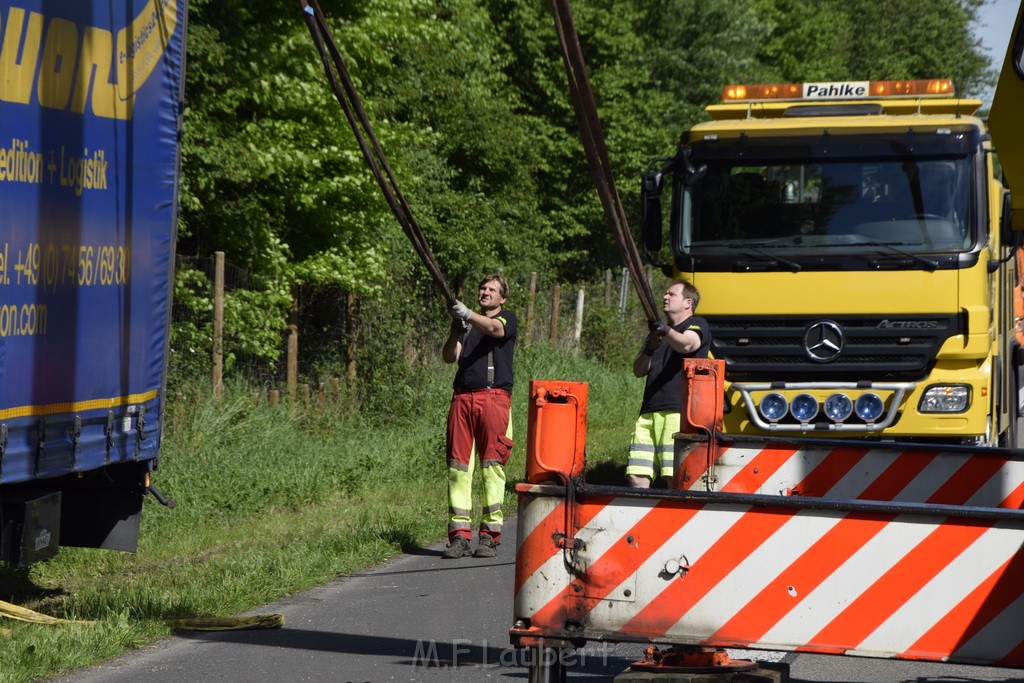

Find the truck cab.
[{"left": 641, "top": 79, "right": 1021, "bottom": 444}]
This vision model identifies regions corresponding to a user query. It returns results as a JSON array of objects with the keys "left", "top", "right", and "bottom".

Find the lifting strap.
[
  {"left": 547, "top": 0, "right": 661, "bottom": 325},
  {"left": 297, "top": 0, "right": 456, "bottom": 306},
  {"left": 0, "top": 598, "right": 284, "bottom": 631}
]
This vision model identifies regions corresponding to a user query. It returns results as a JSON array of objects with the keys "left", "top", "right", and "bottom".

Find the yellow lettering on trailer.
[
  {"left": 73, "top": 27, "right": 130, "bottom": 120},
  {"left": 116, "top": 0, "right": 179, "bottom": 102},
  {"left": 36, "top": 17, "right": 79, "bottom": 110},
  {"left": 0, "top": 8, "right": 42, "bottom": 104},
  {"left": 0, "top": 0, "right": 179, "bottom": 120}
]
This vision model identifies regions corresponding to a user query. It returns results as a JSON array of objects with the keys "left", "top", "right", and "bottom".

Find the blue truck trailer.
[{"left": 0, "top": 0, "right": 187, "bottom": 565}]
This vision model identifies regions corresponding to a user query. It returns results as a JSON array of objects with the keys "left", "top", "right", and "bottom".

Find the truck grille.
[{"left": 709, "top": 315, "right": 961, "bottom": 381}]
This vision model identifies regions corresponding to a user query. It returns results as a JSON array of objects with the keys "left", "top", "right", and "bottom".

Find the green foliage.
[
  {"left": 176, "top": 0, "right": 997, "bottom": 379},
  {"left": 180, "top": 0, "right": 396, "bottom": 292},
  {"left": 643, "top": 0, "right": 772, "bottom": 121},
  {"left": 352, "top": 0, "right": 554, "bottom": 284},
  {"left": 581, "top": 297, "right": 646, "bottom": 368},
  {"left": 839, "top": 0, "right": 993, "bottom": 95},
  {"left": 169, "top": 268, "right": 213, "bottom": 379},
  {"left": 168, "top": 265, "right": 291, "bottom": 378},
  {"left": 223, "top": 287, "right": 291, "bottom": 364},
  {"left": 752, "top": 0, "right": 854, "bottom": 82},
  {"left": 752, "top": 0, "right": 996, "bottom": 95}
]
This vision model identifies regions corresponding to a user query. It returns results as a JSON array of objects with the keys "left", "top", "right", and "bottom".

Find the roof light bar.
[{"left": 721, "top": 79, "right": 955, "bottom": 103}]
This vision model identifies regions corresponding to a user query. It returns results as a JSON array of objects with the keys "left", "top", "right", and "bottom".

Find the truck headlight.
[
  {"left": 855, "top": 393, "right": 884, "bottom": 422},
  {"left": 760, "top": 393, "right": 788, "bottom": 422},
  {"left": 919, "top": 385, "right": 970, "bottom": 413},
  {"left": 790, "top": 393, "right": 819, "bottom": 422},
  {"left": 824, "top": 393, "right": 853, "bottom": 422}
]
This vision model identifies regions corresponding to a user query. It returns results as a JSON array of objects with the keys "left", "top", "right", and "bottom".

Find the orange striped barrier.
[{"left": 511, "top": 437, "right": 1024, "bottom": 667}]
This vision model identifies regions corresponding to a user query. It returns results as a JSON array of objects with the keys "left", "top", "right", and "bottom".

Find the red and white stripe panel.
[
  {"left": 678, "top": 441, "right": 1024, "bottom": 507},
  {"left": 514, "top": 485, "right": 1024, "bottom": 666}
]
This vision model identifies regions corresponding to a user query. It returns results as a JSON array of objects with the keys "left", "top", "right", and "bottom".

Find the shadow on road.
[
  {"left": 175, "top": 627, "right": 635, "bottom": 679},
  {"left": 349, "top": 558, "right": 515, "bottom": 578}
]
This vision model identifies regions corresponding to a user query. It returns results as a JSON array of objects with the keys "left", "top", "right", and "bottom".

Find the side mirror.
[
  {"left": 1001, "top": 192, "right": 1020, "bottom": 249},
  {"left": 641, "top": 171, "right": 663, "bottom": 252},
  {"left": 989, "top": 192, "right": 1021, "bottom": 272}
]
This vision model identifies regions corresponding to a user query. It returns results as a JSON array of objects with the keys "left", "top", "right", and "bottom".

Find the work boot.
[
  {"left": 473, "top": 536, "right": 498, "bottom": 558},
  {"left": 442, "top": 537, "right": 472, "bottom": 559}
]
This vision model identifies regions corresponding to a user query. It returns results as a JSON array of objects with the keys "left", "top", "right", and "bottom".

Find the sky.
[{"left": 974, "top": 0, "right": 1021, "bottom": 104}]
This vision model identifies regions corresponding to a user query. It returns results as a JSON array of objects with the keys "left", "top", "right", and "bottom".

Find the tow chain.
[
  {"left": 297, "top": 0, "right": 456, "bottom": 307},
  {"left": 548, "top": 0, "right": 661, "bottom": 325}
]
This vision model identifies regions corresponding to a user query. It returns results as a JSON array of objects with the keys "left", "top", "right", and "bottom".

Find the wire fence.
[
  {"left": 170, "top": 253, "right": 661, "bottom": 398},
  {"left": 173, "top": 255, "right": 283, "bottom": 385}
]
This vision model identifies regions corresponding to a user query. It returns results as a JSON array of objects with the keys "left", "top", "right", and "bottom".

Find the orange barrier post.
[
  {"left": 674, "top": 358, "right": 725, "bottom": 490},
  {"left": 526, "top": 380, "right": 588, "bottom": 484}
]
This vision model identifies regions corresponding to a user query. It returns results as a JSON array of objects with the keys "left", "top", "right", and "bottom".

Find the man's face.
[
  {"left": 663, "top": 284, "right": 692, "bottom": 317},
  {"left": 478, "top": 280, "right": 506, "bottom": 311}
]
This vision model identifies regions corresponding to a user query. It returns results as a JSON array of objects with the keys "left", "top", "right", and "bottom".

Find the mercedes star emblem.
[{"left": 804, "top": 321, "right": 844, "bottom": 362}]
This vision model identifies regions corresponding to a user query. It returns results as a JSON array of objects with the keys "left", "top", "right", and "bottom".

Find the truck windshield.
[{"left": 678, "top": 132, "right": 978, "bottom": 259}]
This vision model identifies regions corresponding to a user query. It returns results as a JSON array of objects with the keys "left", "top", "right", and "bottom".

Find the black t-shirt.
[
  {"left": 453, "top": 309, "right": 518, "bottom": 393},
  {"left": 640, "top": 315, "right": 711, "bottom": 414}
]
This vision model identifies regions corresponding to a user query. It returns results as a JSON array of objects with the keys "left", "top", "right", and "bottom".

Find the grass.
[{"left": 0, "top": 343, "right": 641, "bottom": 683}]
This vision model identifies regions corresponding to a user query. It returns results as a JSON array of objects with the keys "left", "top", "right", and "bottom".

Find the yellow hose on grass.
[
  {"left": 0, "top": 599, "right": 93, "bottom": 625},
  {"left": 0, "top": 599, "right": 283, "bottom": 631},
  {"left": 169, "top": 614, "right": 285, "bottom": 631}
]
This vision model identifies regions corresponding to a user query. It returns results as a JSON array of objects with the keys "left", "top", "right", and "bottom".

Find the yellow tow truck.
[{"left": 641, "top": 76, "right": 1023, "bottom": 445}]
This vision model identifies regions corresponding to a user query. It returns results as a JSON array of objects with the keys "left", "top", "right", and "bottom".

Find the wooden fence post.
[
  {"left": 212, "top": 251, "right": 224, "bottom": 400},
  {"left": 549, "top": 283, "right": 561, "bottom": 343},
  {"left": 604, "top": 269, "right": 612, "bottom": 307},
  {"left": 618, "top": 267, "right": 629, "bottom": 321},
  {"left": 573, "top": 286, "right": 585, "bottom": 353},
  {"left": 287, "top": 288, "right": 298, "bottom": 403},
  {"left": 268, "top": 389, "right": 280, "bottom": 406},
  {"left": 346, "top": 291, "right": 357, "bottom": 380},
  {"left": 525, "top": 272, "right": 537, "bottom": 347}
]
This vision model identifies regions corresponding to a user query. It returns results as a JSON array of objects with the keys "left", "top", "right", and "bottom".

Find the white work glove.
[{"left": 450, "top": 300, "right": 472, "bottom": 321}]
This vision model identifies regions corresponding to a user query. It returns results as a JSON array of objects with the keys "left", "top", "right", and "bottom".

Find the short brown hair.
[
  {"left": 669, "top": 277, "right": 700, "bottom": 311},
  {"left": 479, "top": 273, "right": 509, "bottom": 299}
]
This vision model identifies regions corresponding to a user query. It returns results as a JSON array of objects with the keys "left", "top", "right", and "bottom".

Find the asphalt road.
[
  {"left": 53, "top": 522, "right": 640, "bottom": 683},
  {"left": 54, "top": 518, "right": 1024, "bottom": 683}
]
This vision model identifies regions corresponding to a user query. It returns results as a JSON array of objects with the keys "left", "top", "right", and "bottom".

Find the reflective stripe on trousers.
[{"left": 447, "top": 391, "right": 513, "bottom": 542}]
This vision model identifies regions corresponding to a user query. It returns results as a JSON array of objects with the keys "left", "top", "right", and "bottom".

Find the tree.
[
  {"left": 754, "top": 0, "right": 995, "bottom": 94},
  {"left": 173, "top": 0, "right": 998, "bottom": 372},
  {"left": 752, "top": 0, "right": 853, "bottom": 82}
]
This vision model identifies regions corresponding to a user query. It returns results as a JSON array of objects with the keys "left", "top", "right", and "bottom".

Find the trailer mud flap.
[
  {"left": 513, "top": 482, "right": 1024, "bottom": 667},
  {"left": 0, "top": 490, "right": 61, "bottom": 566},
  {"left": 60, "top": 486, "right": 142, "bottom": 552},
  {"left": 58, "top": 465, "right": 146, "bottom": 552}
]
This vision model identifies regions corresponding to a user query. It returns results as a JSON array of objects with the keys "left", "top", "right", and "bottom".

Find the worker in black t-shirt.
[
  {"left": 628, "top": 278, "right": 710, "bottom": 488},
  {"left": 441, "top": 274, "right": 517, "bottom": 558}
]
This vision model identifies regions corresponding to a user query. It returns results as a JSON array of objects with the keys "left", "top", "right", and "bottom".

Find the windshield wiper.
[
  {"left": 729, "top": 244, "right": 802, "bottom": 272},
  {"left": 850, "top": 240, "right": 939, "bottom": 271}
]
